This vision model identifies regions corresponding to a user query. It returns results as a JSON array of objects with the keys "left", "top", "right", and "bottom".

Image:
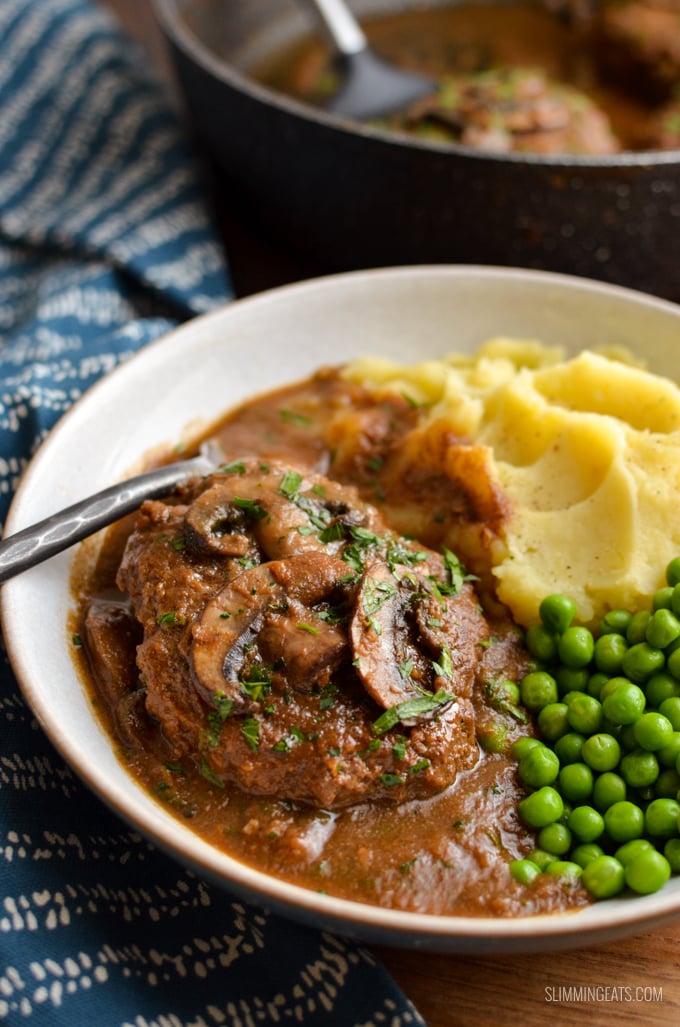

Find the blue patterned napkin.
[{"left": 0, "top": 3, "right": 425, "bottom": 1024}]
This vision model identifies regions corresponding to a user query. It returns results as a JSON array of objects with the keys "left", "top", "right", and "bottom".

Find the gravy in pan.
[
  {"left": 73, "top": 369, "right": 588, "bottom": 917},
  {"left": 252, "top": 1, "right": 676, "bottom": 153}
]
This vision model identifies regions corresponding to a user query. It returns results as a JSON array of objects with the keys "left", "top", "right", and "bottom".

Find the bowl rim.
[
  {"left": 5, "top": 263, "right": 680, "bottom": 951},
  {"left": 150, "top": 0, "right": 680, "bottom": 169}
]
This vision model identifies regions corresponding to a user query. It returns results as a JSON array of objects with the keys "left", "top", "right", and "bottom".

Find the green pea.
[
  {"left": 526, "top": 623, "right": 558, "bottom": 664},
  {"left": 545, "top": 860, "right": 583, "bottom": 879},
  {"left": 528, "top": 847, "right": 559, "bottom": 870},
  {"left": 538, "top": 822, "right": 572, "bottom": 856},
  {"left": 540, "top": 594, "right": 577, "bottom": 634},
  {"left": 626, "top": 610, "right": 652, "bottom": 645},
  {"left": 536, "top": 702, "right": 570, "bottom": 742},
  {"left": 621, "top": 642, "right": 665, "bottom": 684},
  {"left": 604, "top": 800, "right": 645, "bottom": 842},
  {"left": 558, "top": 762, "right": 593, "bottom": 803},
  {"left": 615, "top": 838, "right": 654, "bottom": 867},
  {"left": 624, "top": 850, "right": 671, "bottom": 894},
  {"left": 653, "top": 586, "right": 674, "bottom": 611},
  {"left": 511, "top": 737, "right": 544, "bottom": 760},
  {"left": 581, "top": 733, "right": 621, "bottom": 772},
  {"left": 644, "top": 797, "right": 680, "bottom": 837},
  {"left": 598, "top": 676, "right": 628, "bottom": 702},
  {"left": 558, "top": 626, "right": 595, "bottom": 669},
  {"left": 567, "top": 805, "right": 605, "bottom": 842},
  {"left": 671, "top": 584, "right": 680, "bottom": 619},
  {"left": 493, "top": 679, "right": 521, "bottom": 705},
  {"left": 659, "top": 696, "right": 680, "bottom": 730},
  {"left": 592, "top": 771, "right": 627, "bottom": 811},
  {"left": 509, "top": 859, "right": 541, "bottom": 885},
  {"left": 581, "top": 855, "right": 626, "bottom": 898},
  {"left": 571, "top": 843, "right": 605, "bottom": 869},
  {"left": 620, "top": 748, "right": 659, "bottom": 788},
  {"left": 632, "top": 712, "right": 674, "bottom": 751},
  {"left": 587, "top": 672, "right": 610, "bottom": 699},
  {"left": 644, "top": 672, "right": 680, "bottom": 708},
  {"left": 646, "top": 608, "right": 680, "bottom": 650},
  {"left": 666, "top": 556, "right": 680, "bottom": 587},
  {"left": 655, "top": 767, "right": 680, "bottom": 797},
  {"left": 554, "top": 732, "right": 586, "bottom": 765},
  {"left": 518, "top": 787, "right": 564, "bottom": 828},
  {"left": 520, "top": 671, "right": 558, "bottom": 711},
  {"left": 656, "top": 731, "right": 680, "bottom": 767},
  {"left": 554, "top": 666, "right": 590, "bottom": 696},
  {"left": 666, "top": 647, "right": 680, "bottom": 681},
  {"left": 566, "top": 694, "right": 603, "bottom": 736},
  {"left": 600, "top": 609, "right": 632, "bottom": 636},
  {"left": 518, "top": 746, "right": 560, "bottom": 789},
  {"left": 663, "top": 838, "right": 680, "bottom": 873},
  {"left": 479, "top": 721, "right": 509, "bottom": 754},
  {"left": 601, "top": 681, "right": 646, "bottom": 725},
  {"left": 594, "top": 633, "right": 627, "bottom": 675},
  {"left": 618, "top": 722, "right": 638, "bottom": 752}
]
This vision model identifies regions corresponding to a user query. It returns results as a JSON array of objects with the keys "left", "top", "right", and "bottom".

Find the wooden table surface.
[{"left": 100, "top": 3, "right": 680, "bottom": 1022}]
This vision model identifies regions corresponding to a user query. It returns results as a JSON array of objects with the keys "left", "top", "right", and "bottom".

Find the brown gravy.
[{"left": 73, "top": 370, "right": 588, "bottom": 917}]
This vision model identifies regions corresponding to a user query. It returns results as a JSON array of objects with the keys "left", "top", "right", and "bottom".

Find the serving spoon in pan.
[
  {"left": 299, "top": 0, "right": 435, "bottom": 120},
  {"left": 0, "top": 440, "right": 223, "bottom": 584}
]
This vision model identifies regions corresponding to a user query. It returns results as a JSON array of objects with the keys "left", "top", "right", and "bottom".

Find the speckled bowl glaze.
[
  {"left": 5, "top": 266, "right": 680, "bottom": 953},
  {"left": 153, "top": 0, "right": 680, "bottom": 301}
]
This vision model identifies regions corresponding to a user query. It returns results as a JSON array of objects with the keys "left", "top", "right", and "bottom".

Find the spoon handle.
[
  {"left": 0, "top": 448, "right": 216, "bottom": 584},
  {"left": 299, "top": 0, "right": 366, "bottom": 57}
]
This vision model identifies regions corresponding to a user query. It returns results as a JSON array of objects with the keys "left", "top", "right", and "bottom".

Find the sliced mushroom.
[
  {"left": 184, "top": 481, "right": 255, "bottom": 556},
  {"left": 182, "top": 458, "right": 379, "bottom": 561},
  {"left": 189, "top": 551, "right": 353, "bottom": 710},
  {"left": 349, "top": 556, "right": 486, "bottom": 715},
  {"left": 349, "top": 561, "right": 429, "bottom": 711}
]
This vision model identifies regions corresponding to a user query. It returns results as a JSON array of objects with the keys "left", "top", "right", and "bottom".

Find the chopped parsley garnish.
[
  {"left": 240, "top": 665, "right": 272, "bottom": 702},
  {"left": 232, "top": 497, "right": 267, "bottom": 520},
  {"left": 279, "top": 409, "right": 313, "bottom": 426},
  {"left": 279, "top": 469, "right": 303, "bottom": 498},
  {"left": 361, "top": 577, "right": 397, "bottom": 635},
  {"left": 384, "top": 539, "right": 427, "bottom": 572},
  {"left": 204, "top": 692, "right": 235, "bottom": 748},
  {"left": 318, "top": 520, "right": 346, "bottom": 544},
  {"left": 241, "top": 717, "right": 260, "bottom": 752},
  {"left": 408, "top": 758, "right": 431, "bottom": 775},
  {"left": 199, "top": 757, "right": 224, "bottom": 788},
  {"left": 296, "top": 622, "right": 319, "bottom": 635},
  {"left": 434, "top": 546, "right": 478, "bottom": 597},
  {"left": 398, "top": 658, "right": 414, "bottom": 680},
  {"left": 72, "top": 634, "right": 82, "bottom": 648},
  {"left": 391, "top": 739, "right": 407, "bottom": 761},
  {"left": 157, "top": 611, "right": 186, "bottom": 627},
  {"left": 220, "top": 460, "right": 247, "bottom": 475},
  {"left": 372, "top": 688, "right": 454, "bottom": 736},
  {"left": 318, "top": 683, "right": 339, "bottom": 710},
  {"left": 432, "top": 645, "right": 454, "bottom": 680},
  {"left": 317, "top": 603, "right": 348, "bottom": 626},
  {"left": 380, "top": 772, "right": 404, "bottom": 788}
]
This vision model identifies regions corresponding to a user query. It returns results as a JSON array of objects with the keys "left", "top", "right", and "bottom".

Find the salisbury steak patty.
[{"left": 115, "top": 458, "right": 490, "bottom": 809}]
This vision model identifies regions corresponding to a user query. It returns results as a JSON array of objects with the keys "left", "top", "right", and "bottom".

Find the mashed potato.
[{"left": 344, "top": 339, "right": 680, "bottom": 627}]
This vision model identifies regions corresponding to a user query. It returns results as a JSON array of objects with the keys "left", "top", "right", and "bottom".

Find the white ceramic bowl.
[{"left": 4, "top": 266, "right": 680, "bottom": 953}]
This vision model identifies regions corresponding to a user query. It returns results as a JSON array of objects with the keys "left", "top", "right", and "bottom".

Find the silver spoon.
[
  {"left": 299, "top": 0, "right": 435, "bottom": 120},
  {"left": 0, "top": 440, "right": 222, "bottom": 583}
]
